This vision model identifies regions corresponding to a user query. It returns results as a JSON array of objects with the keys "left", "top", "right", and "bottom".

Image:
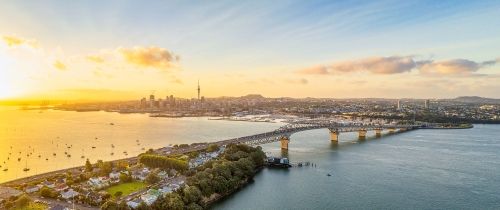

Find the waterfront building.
[
  {"left": 140, "top": 97, "right": 147, "bottom": 109},
  {"left": 25, "top": 185, "right": 40, "bottom": 193},
  {"left": 149, "top": 94, "right": 155, "bottom": 108}
]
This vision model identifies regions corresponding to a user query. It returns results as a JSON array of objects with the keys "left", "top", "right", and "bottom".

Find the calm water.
[
  {"left": 2, "top": 107, "right": 499, "bottom": 209},
  {"left": 213, "top": 124, "right": 500, "bottom": 210},
  {"left": 0, "top": 107, "right": 282, "bottom": 183}
]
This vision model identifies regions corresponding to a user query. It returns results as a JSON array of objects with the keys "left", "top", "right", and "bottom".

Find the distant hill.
[
  {"left": 452, "top": 96, "right": 500, "bottom": 104},
  {"left": 239, "top": 94, "right": 266, "bottom": 100}
]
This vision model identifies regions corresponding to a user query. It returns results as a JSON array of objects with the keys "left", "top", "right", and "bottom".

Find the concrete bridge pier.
[
  {"left": 280, "top": 136, "right": 290, "bottom": 150},
  {"left": 358, "top": 129, "right": 367, "bottom": 139},
  {"left": 375, "top": 128, "right": 383, "bottom": 137},
  {"left": 329, "top": 129, "right": 339, "bottom": 142}
]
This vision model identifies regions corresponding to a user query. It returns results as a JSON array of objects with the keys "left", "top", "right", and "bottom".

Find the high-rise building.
[
  {"left": 397, "top": 99, "right": 401, "bottom": 110},
  {"left": 425, "top": 99, "right": 430, "bottom": 109},
  {"left": 197, "top": 80, "right": 201, "bottom": 101},
  {"left": 149, "top": 94, "right": 155, "bottom": 108},
  {"left": 140, "top": 97, "right": 147, "bottom": 109}
]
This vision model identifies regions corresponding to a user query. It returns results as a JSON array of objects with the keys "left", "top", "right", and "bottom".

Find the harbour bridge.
[{"left": 216, "top": 120, "right": 422, "bottom": 150}]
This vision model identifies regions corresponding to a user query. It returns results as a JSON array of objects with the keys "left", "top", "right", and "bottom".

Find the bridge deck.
[{"left": 214, "top": 123, "right": 421, "bottom": 146}]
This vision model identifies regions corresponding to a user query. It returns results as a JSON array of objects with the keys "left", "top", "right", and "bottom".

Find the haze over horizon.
[{"left": 1, "top": 0, "right": 500, "bottom": 101}]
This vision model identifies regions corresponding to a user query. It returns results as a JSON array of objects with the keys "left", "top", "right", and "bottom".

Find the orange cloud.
[
  {"left": 86, "top": 55, "right": 105, "bottom": 63},
  {"left": 285, "top": 78, "right": 308, "bottom": 85},
  {"left": 119, "top": 47, "right": 179, "bottom": 70},
  {"left": 53, "top": 60, "right": 67, "bottom": 71},
  {"left": 298, "top": 56, "right": 416, "bottom": 75},
  {"left": 2, "top": 35, "right": 38, "bottom": 48},
  {"left": 298, "top": 56, "right": 499, "bottom": 76},
  {"left": 419, "top": 59, "right": 498, "bottom": 76}
]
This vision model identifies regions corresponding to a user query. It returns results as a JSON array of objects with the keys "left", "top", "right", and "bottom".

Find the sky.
[{"left": 1, "top": 0, "right": 500, "bottom": 101}]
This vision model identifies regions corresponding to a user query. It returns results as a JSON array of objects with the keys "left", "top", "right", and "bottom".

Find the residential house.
[
  {"left": 25, "top": 186, "right": 40, "bottom": 193},
  {"left": 42, "top": 180, "right": 55, "bottom": 188},
  {"left": 126, "top": 198, "right": 142, "bottom": 209},
  {"left": 60, "top": 189, "right": 79, "bottom": 200},
  {"left": 140, "top": 189, "right": 161, "bottom": 205}
]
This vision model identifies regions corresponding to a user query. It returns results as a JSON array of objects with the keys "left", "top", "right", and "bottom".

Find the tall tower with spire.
[{"left": 197, "top": 80, "right": 201, "bottom": 101}]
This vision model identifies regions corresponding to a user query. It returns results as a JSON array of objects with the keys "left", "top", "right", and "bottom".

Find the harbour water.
[
  {"left": 2, "top": 107, "right": 500, "bottom": 209},
  {"left": 0, "top": 107, "right": 282, "bottom": 183},
  {"left": 213, "top": 124, "right": 500, "bottom": 209}
]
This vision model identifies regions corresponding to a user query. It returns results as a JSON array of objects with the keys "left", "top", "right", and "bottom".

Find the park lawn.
[
  {"left": 106, "top": 181, "right": 148, "bottom": 198},
  {"left": 12, "top": 202, "right": 48, "bottom": 210}
]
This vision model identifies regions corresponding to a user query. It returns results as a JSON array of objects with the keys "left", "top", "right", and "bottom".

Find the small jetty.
[{"left": 266, "top": 157, "right": 291, "bottom": 168}]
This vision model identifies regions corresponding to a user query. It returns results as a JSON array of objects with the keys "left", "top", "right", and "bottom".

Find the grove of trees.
[{"left": 138, "top": 154, "right": 188, "bottom": 172}]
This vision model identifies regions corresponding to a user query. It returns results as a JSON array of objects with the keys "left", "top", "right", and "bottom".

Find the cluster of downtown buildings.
[{"left": 55, "top": 94, "right": 500, "bottom": 123}]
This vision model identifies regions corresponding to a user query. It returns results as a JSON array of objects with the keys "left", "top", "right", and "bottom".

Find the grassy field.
[
  {"left": 106, "top": 181, "right": 148, "bottom": 198},
  {"left": 12, "top": 202, "right": 48, "bottom": 210}
]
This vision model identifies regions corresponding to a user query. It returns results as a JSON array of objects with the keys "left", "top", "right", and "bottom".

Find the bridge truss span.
[{"left": 218, "top": 122, "right": 421, "bottom": 150}]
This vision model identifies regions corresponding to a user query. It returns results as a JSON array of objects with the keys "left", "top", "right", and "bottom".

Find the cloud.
[
  {"left": 285, "top": 78, "right": 308, "bottom": 85},
  {"left": 53, "top": 60, "right": 67, "bottom": 71},
  {"left": 119, "top": 47, "right": 179, "bottom": 70},
  {"left": 2, "top": 35, "right": 38, "bottom": 48},
  {"left": 298, "top": 66, "right": 330, "bottom": 75},
  {"left": 170, "top": 77, "right": 183, "bottom": 84},
  {"left": 86, "top": 55, "right": 105, "bottom": 63},
  {"left": 419, "top": 59, "right": 498, "bottom": 76},
  {"left": 298, "top": 56, "right": 499, "bottom": 76},
  {"left": 298, "top": 56, "right": 417, "bottom": 75}
]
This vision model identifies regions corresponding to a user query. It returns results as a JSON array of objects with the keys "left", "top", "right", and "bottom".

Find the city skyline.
[{"left": 1, "top": 0, "right": 500, "bottom": 101}]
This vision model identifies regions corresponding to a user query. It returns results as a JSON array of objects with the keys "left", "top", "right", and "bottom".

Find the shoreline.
[{"left": 1, "top": 124, "right": 474, "bottom": 186}]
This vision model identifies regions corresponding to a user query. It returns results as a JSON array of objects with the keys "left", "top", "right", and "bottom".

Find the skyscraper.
[
  {"left": 425, "top": 99, "right": 430, "bottom": 109},
  {"left": 397, "top": 99, "right": 401, "bottom": 110},
  {"left": 197, "top": 80, "right": 201, "bottom": 101},
  {"left": 149, "top": 94, "right": 155, "bottom": 108}
]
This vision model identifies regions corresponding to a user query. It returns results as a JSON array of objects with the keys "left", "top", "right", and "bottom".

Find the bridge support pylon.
[
  {"left": 358, "top": 129, "right": 367, "bottom": 139},
  {"left": 375, "top": 128, "right": 383, "bottom": 137},
  {"left": 280, "top": 136, "right": 290, "bottom": 150},
  {"left": 329, "top": 129, "right": 339, "bottom": 142}
]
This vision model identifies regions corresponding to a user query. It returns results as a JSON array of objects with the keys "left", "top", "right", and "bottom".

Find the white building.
[
  {"left": 25, "top": 186, "right": 40, "bottom": 193},
  {"left": 60, "top": 189, "right": 79, "bottom": 200}
]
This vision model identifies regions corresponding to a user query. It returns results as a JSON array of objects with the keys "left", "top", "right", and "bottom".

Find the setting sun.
[{"left": 0, "top": 1, "right": 499, "bottom": 210}]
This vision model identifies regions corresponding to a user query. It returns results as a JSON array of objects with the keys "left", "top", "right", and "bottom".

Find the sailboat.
[{"left": 23, "top": 157, "right": 30, "bottom": 172}]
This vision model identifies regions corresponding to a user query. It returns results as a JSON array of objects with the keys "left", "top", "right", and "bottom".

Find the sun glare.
[{"left": 0, "top": 53, "right": 19, "bottom": 99}]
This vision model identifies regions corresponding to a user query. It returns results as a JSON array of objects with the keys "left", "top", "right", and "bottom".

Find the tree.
[
  {"left": 101, "top": 200, "right": 118, "bottom": 210},
  {"left": 146, "top": 173, "right": 160, "bottom": 184},
  {"left": 139, "top": 154, "right": 188, "bottom": 171},
  {"left": 14, "top": 194, "right": 32, "bottom": 208},
  {"left": 101, "top": 200, "right": 130, "bottom": 210},
  {"left": 116, "top": 160, "right": 129, "bottom": 171},
  {"left": 182, "top": 186, "right": 202, "bottom": 204},
  {"left": 136, "top": 202, "right": 152, "bottom": 210},
  {"left": 154, "top": 193, "right": 184, "bottom": 210},
  {"left": 119, "top": 173, "right": 132, "bottom": 183},
  {"left": 85, "top": 158, "right": 93, "bottom": 172},
  {"left": 206, "top": 144, "right": 219, "bottom": 152},
  {"left": 40, "top": 186, "right": 58, "bottom": 198},
  {"left": 114, "top": 191, "right": 123, "bottom": 197},
  {"left": 186, "top": 202, "right": 203, "bottom": 210}
]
